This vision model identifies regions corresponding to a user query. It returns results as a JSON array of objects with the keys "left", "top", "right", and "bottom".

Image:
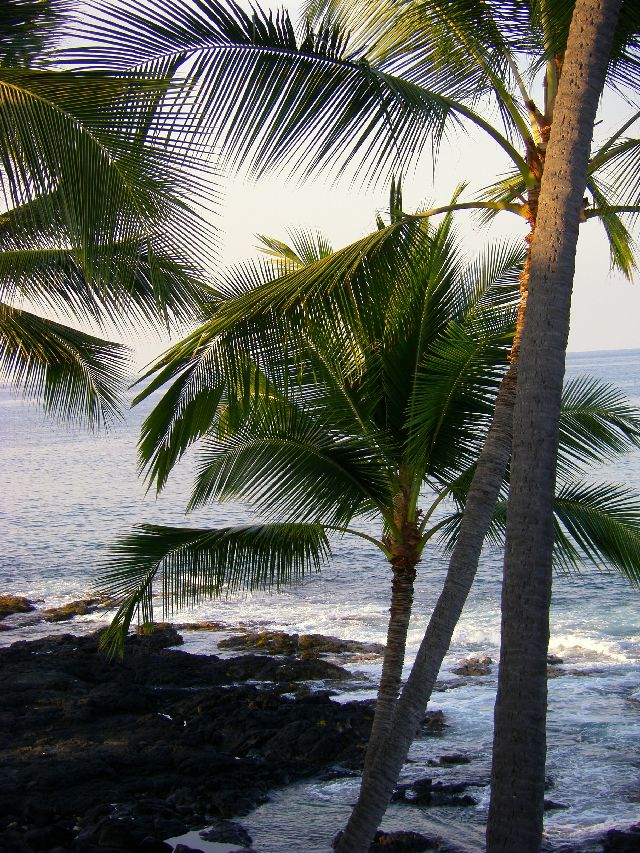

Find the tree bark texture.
[
  {"left": 363, "top": 528, "right": 419, "bottom": 777},
  {"left": 486, "top": 2, "right": 623, "bottom": 850},
  {"left": 335, "top": 365, "right": 518, "bottom": 853}
]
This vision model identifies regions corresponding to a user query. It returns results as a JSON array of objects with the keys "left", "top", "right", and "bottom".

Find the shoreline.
[{"left": 1, "top": 619, "right": 639, "bottom": 852}]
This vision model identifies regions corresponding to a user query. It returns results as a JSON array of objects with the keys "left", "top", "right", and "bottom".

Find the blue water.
[{"left": 2, "top": 349, "right": 640, "bottom": 851}]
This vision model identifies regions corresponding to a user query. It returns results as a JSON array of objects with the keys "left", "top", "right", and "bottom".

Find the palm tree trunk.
[
  {"left": 486, "top": 1, "right": 622, "bottom": 850},
  {"left": 335, "top": 207, "right": 537, "bottom": 853},
  {"left": 359, "top": 489, "right": 421, "bottom": 775},
  {"left": 335, "top": 362, "right": 518, "bottom": 853},
  {"left": 363, "top": 546, "right": 418, "bottom": 776}
]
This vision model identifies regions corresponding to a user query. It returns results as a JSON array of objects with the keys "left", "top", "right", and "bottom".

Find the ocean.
[{"left": 2, "top": 349, "right": 639, "bottom": 851}]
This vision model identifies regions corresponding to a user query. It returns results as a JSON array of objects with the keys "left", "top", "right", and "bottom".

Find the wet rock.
[
  {"left": 43, "top": 597, "right": 111, "bottom": 622},
  {"left": 452, "top": 655, "right": 492, "bottom": 676},
  {"left": 219, "top": 629, "right": 384, "bottom": 658},
  {"left": 392, "top": 777, "right": 479, "bottom": 807},
  {"left": 0, "top": 594, "right": 36, "bottom": 619},
  {"left": 544, "top": 799, "right": 569, "bottom": 810},
  {"left": 0, "top": 628, "right": 374, "bottom": 851},
  {"left": 200, "top": 818, "right": 252, "bottom": 846},
  {"left": 419, "top": 710, "right": 446, "bottom": 734},
  {"left": 547, "top": 654, "right": 564, "bottom": 665},
  {"left": 176, "top": 621, "right": 228, "bottom": 632},
  {"left": 131, "top": 623, "right": 184, "bottom": 649},
  {"left": 219, "top": 630, "right": 299, "bottom": 655},
  {"left": 602, "top": 824, "right": 640, "bottom": 851},
  {"left": 547, "top": 666, "right": 566, "bottom": 679},
  {"left": 369, "top": 829, "right": 441, "bottom": 850},
  {"left": 428, "top": 753, "right": 470, "bottom": 767},
  {"left": 298, "top": 633, "right": 385, "bottom": 657}
]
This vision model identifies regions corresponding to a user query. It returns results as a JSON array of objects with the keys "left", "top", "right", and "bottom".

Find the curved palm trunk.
[
  {"left": 486, "top": 1, "right": 622, "bottom": 850},
  {"left": 364, "top": 532, "right": 419, "bottom": 773}
]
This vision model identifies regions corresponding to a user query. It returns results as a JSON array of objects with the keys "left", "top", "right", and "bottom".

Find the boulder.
[
  {"left": 200, "top": 818, "right": 252, "bottom": 846},
  {"left": 452, "top": 655, "right": 493, "bottom": 676},
  {"left": 369, "top": 829, "right": 440, "bottom": 850},
  {"left": 43, "top": 597, "right": 110, "bottom": 622},
  {"left": 602, "top": 824, "right": 640, "bottom": 852},
  {"left": 392, "top": 777, "right": 479, "bottom": 807},
  {"left": 218, "top": 629, "right": 384, "bottom": 658},
  {"left": 430, "top": 753, "right": 470, "bottom": 766},
  {"left": 0, "top": 594, "right": 36, "bottom": 619}
]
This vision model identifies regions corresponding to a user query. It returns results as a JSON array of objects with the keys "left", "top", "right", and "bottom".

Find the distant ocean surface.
[{"left": 2, "top": 349, "right": 640, "bottom": 851}]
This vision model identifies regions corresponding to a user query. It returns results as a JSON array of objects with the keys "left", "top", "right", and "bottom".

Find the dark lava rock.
[
  {"left": 451, "top": 655, "right": 493, "bottom": 676},
  {"left": 219, "top": 629, "right": 384, "bottom": 658},
  {"left": 602, "top": 824, "right": 640, "bottom": 851},
  {"left": 419, "top": 710, "right": 446, "bottom": 734},
  {"left": 544, "top": 799, "right": 569, "bottom": 811},
  {"left": 43, "top": 597, "right": 111, "bottom": 622},
  {"left": 0, "top": 628, "right": 374, "bottom": 852},
  {"left": 392, "top": 777, "right": 480, "bottom": 807},
  {"left": 369, "top": 829, "right": 440, "bottom": 850},
  {"left": 0, "top": 593, "right": 36, "bottom": 619},
  {"left": 428, "top": 753, "right": 470, "bottom": 767},
  {"left": 547, "top": 654, "right": 564, "bottom": 665},
  {"left": 200, "top": 818, "right": 252, "bottom": 846},
  {"left": 175, "top": 621, "right": 228, "bottom": 632}
]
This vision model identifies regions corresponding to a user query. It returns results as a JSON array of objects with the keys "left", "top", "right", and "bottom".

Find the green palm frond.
[
  {"left": 557, "top": 376, "right": 640, "bottom": 477},
  {"left": 257, "top": 229, "right": 334, "bottom": 272},
  {"left": 0, "top": 302, "right": 129, "bottom": 426},
  {"left": 406, "top": 236, "right": 521, "bottom": 477},
  {"left": 586, "top": 176, "right": 637, "bottom": 278},
  {"left": 70, "top": 0, "right": 535, "bottom": 183},
  {"left": 443, "top": 480, "right": 640, "bottom": 588},
  {"left": 189, "top": 395, "right": 393, "bottom": 526},
  {"left": 0, "top": 238, "right": 210, "bottom": 329},
  {"left": 408, "top": 312, "right": 514, "bottom": 481},
  {"left": 0, "top": 0, "right": 68, "bottom": 66},
  {"left": 0, "top": 64, "right": 217, "bottom": 285},
  {"left": 553, "top": 481, "right": 640, "bottom": 586},
  {"left": 607, "top": 0, "right": 640, "bottom": 94},
  {"left": 97, "top": 521, "right": 331, "bottom": 656}
]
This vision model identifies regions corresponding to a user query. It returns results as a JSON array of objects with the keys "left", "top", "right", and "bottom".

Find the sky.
[{"left": 130, "top": 78, "right": 639, "bottom": 368}]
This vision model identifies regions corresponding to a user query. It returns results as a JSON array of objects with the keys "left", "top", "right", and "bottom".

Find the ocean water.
[{"left": 2, "top": 349, "right": 640, "bottom": 851}]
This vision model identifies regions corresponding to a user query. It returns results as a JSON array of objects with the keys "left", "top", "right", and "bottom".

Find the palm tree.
[
  {"left": 488, "top": 1, "right": 630, "bottom": 848},
  {"left": 0, "top": 0, "right": 213, "bottom": 425},
  {"left": 73, "top": 0, "right": 640, "bottom": 843},
  {"left": 99, "top": 212, "right": 524, "bottom": 660},
  {"left": 98, "top": 208, "right": 640, "bottom": 853}
]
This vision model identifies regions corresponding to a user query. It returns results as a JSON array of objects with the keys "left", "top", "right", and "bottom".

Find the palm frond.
[
  {"left": 189, "top": 395, "right": 393, "bottom": 525},
  {"left": 557, "top": 376, "right": 640, "bottom": 478},
  {"left": 0, "top": 0, "right": 69, "bottom": 66},
  {"left": 257, "top": 229, "right": 334, "bottom": 272},
  {"left": 0, "top": 65, "right": 217, "bottom": 287},
  {"left": 97, "top": 522, "right": 331, "bottom": 656},
  {"left": 0, "top": 302, "right": 129, "bottom": 426},
  {"left": 554, "top": 481, "right": 640, "bottom": 586},
  {"left": 69, "top": 0, "right": 534, "bottom": 183}
]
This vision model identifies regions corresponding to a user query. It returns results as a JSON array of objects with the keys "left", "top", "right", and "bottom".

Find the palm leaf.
[
  {"left": 0, "top": 302, "right": 129, "bottom": 426},
  {"left": 553, "top": 481, "right": 640, "bottom": 586},
  {"left": 69, "top": 0, "right": 534, "bottom": 183},
  {"left": 0, "top": 0, "right": 68, "bottom": 66},
  {"left": 97, "top": 521, "right": 331, "bottom": 656},
  {"left": 189, "top": 395, "right": 393, "bottom": 525},
  {"left": 557, "top": 376, "right": 640, "bottom": 478}
]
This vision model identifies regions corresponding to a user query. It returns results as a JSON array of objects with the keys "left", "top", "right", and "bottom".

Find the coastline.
[{"left": 1, "top": 611, "right": 639, "bottom": 852}]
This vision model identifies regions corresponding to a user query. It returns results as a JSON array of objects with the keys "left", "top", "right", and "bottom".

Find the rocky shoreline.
[{"left": 1, "top": 595, "right": 639, "bottom": 852}]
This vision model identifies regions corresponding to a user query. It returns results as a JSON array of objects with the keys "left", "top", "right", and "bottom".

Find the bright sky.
[{"left": 120, "top": 4, "right": 639, "bottom": 367}]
